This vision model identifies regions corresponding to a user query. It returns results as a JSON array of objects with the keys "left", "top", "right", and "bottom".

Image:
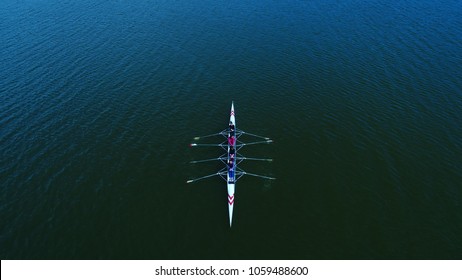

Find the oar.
[
  {"left": 235, "top": 157, "right": 273, "bottom": 162},
  {"left": 238, "top": 131, "right": 271, "bottom": 140},
  {"left": 193, "top": 130, "right": 227, "bottom": 140},
  {"left": 190, "top": 157, "right": 227, "bottom": 164},
  {"left": 187, "top": 172, "right": 224, "bottom": 183},
  {"left": 242, "top": 172, "right": 276, "bottom": 180},
  {"left": 236, "top": 140, "right": 273, "bottom": 147},
  {"left": 190, "top": 143, "right": 226, "bottom": 147}
]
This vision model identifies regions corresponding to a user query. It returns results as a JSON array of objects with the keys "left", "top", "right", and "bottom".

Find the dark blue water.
[{"left": 1, "top": 0, "right": 462, "bottom": 259}]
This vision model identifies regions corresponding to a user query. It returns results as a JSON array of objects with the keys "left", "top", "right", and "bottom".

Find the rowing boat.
[{"left": 187, "top": 102, "right": 275, "bottom": 227}]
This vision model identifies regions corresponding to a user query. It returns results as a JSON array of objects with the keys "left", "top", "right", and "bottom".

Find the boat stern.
[{"left": 227, "top": 182, "right": 235, "bottom": 227}]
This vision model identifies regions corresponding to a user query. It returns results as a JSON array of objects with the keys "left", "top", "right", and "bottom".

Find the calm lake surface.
[{"left": 1, "top": 0, "right": 461, "bottom": 259}]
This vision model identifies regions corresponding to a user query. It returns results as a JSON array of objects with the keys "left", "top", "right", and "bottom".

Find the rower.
[
  {"left": 228, "top": 136, "right": 235, "bottom": 146},
  {"left": 228, "top": 165, "right": 234, "bottom": 182},
  {"left": 229, "top": 123, "right": 235, "bottom": 132},
  {"left": 228, "top": 158, "right": 234, "bottom": 168}
]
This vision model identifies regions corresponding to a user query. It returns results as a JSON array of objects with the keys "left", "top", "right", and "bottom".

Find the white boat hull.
[
  {"left": 227, "top": 102, "right": 236, "bottom": 227},
  {"left": 188, "top": 101, "right": 274, "bottom": 227}
]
